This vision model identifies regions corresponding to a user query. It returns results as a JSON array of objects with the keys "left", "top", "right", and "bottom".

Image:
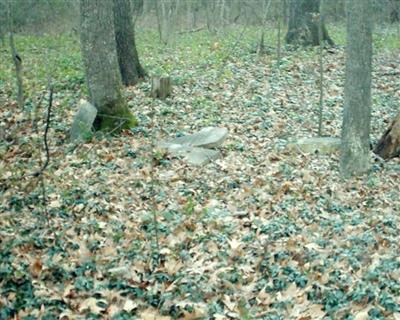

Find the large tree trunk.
[
  {"left": 285, "top": 0, "right": 333, "bottom": 47},
  {"left": 80, "top": 0, "right": 136, "bottom": 131},
  {"left": 374, "top": 112, "right": 400, "bottom": 159},
  {"left": 156, "top": 0, "right": 175, "bottom": 45},
  {"left": 340, "top": 0, "right": 372, "bottom": 177},
  {"left": 113, "top": 0, "right": 145, "bottom": 86},
  {"left": 390, "top": 0, "right": 400, "bottom": 23}
]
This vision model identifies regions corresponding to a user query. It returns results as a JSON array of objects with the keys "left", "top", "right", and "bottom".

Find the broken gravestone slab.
[
  {"left": 159, "top": 127, "right": 228, "bottom": 149},
  {"left": 287, "top": 137, "right": 341, "bottom": 154},
  {"left": 158, "top": 127, "right": 228, "bottom": 165},
  {"left": 166, "top": 144, "right": 220, "bottom": 165},
  {"left": 184, "top": 147, "right": 220, "bottom": 165},
  {"left": 70, "top": 100, "right": 97, "bottom": 142}
]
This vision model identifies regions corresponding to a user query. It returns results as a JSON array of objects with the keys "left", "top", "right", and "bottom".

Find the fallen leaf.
[{"left": 78, "top": 297, "right": 106, "bottom": 314}]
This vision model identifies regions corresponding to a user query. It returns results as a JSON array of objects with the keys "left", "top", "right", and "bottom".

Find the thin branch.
[
  {"left": 149, "top": 101, "right": 160, "bottom": 262},
  {"left": 32, "top": 85, "right": 53, "bottom": 177}
]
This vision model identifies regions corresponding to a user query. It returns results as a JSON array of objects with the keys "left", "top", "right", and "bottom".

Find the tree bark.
[
  {"left": 390, "top": 0, "right": 400, "bottom": 23},
  {"left": 340, "top": 0, "right": 372, "bottom": 177},
  {"left": 113, "top": 0, "right": 145, "bottom": 86},
  {"left": 285, "top": 0, "right": 333, "bottom": 47},
  {"left": 157, "top": 0, "right": 174, "bottom": 45},
  {"left": 7, "top": 0, "right": 24, "bottom": 109},
  {"left": 374, "top": 112, "right": 400, "bottom": 159},
  {"left": 80, "top": 0, "right": 136, "bottom": 131}
]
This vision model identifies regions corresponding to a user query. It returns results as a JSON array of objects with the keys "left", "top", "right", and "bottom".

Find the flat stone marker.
[
  {"left": 185, "top": 147, "right": 220, "bottom": 165},
  {"left": 287, "top": 137, "right": 341, "bottom": 154},
  {"left": 159, "top": 127, "right": 228, "bottom": 149},
  {"left": 164, "top": 145, "right": 220, "bottom": 165},
  {"left": 70, "top": 100, "right": 97, "bottom": 142},
  {"left": 159, "top": 127, "right": 228, "bottom": 165}
]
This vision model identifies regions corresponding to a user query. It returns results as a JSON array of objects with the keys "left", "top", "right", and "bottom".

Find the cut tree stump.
[
  {"left": 374, "top": 111, "right": 400, "bottom": 159},
  {"left": 151, "top": 76, "right": 171, "bottom": 99}
]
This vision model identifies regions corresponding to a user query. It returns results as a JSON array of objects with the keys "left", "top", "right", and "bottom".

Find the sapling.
[
  {"left": 7, "top": 0, "right": 23, "bottom": 109},
  {"left": 317, "top": 1, "right": 324, "bottom": 137}
]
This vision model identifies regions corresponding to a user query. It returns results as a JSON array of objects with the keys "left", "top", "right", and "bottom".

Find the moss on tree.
[{"left": 94, "top": 97, "right": 138, "bottom": 132}]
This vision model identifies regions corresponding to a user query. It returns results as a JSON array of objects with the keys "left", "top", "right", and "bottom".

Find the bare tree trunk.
[
  {"left": 277, "top": 1, "right": 282, "bottom": 66},
  {"left": 7, "top": 0, "right": 23, "bottom": 109},
  {"left": 258, "top": 0, "right": 271, "bottom": 55},
  {"left": 161, "top": 0, "right": 168, "bottom": 43},
  {"left": 0, "top": 4, "right": 5, "bottom": 46},
  {"left": 174, "top": 0, "right": 182, "bottom": 32},
  {"left": 285, "top": 0, "right": 334, "bottom": 47},
  {"left": 206, "top": 2, "right": 212, "bottom": 32},
  {"left": 158, "top": 0, "right": 172, "bottom": 45},
  {"left": 155, "top": 0, "right": 163, "bottom": 42},
  {"left": 132, "top": 0, "right": 144, "bottom": 25},
  {"left": 113, "top": 0, "right": 145, "bottom": 86},
  {"left": 80, "top": 0, "right": 136, "bottom": 131},
  {"left": 390, "top": 0, "right": 400, "bottom": 23},
  {"left": 186, "top": 1, "right": 191, "bottom": 29},
  {"left": 283, "top": 0, "right": 288, "bottom": 24},
  {"left": 219, "top": 0, "right": 225, "bottom": 28},
  {"left": 231, "top": 0, "right": 241, "bottom": 24},
  {"left": 340, "top": 0, "right": 373, "bottom": 177},
  {"left": 317, "top": 0, "right": 324, "bottom": 136},
  {"left": 193, "top": 2, "right": 198, "bottom": 28},
  {"left": 206, "top": 0, "right": 216, "bottom": 34}
]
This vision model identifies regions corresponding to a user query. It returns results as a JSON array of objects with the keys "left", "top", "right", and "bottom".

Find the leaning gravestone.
[
  {"left": 287, "top": 137, "right": 341, "bottom": 154},
  {"left": 70, "top": 100, "right": 97, "bottom": 142},
  {"left": 158, "top": 127, "right": 228, "bottom": 165}
]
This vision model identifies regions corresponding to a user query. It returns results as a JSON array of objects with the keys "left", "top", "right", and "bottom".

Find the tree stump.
[
  {"left": 374, "top": 112, "right": 400, "bottom": 159},
  {"left": 151, "top": 77, "right": 171, "bottom": 99}
]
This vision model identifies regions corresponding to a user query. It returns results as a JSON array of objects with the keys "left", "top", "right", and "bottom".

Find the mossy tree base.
[
  {"left": 96, "top": 112, "right": 137, "bottom": 132},
  {"left": 94, "top": 102, "right": 138, "bottom": 132}
]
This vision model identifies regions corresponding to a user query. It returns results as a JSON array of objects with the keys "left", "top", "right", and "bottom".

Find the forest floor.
[{"left": 1, "top": 25, "right": 400, "bottom": 319}]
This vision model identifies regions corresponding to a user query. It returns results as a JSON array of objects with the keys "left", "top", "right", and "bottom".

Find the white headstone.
[{"left": 70, "top": 100, "right": 97, "bottom": 142}]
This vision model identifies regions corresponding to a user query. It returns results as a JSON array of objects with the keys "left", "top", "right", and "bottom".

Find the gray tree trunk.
[
  {"left": 80, "top": 0, "right": 136, "bottom": 131},
  {"left": 390, "top": 0, "right": 400, "bottom": 23},
  {"left": 113, "top": 0, "right": 145, "bottom": 86},
  {"left": 285, "top": 0, "right": 333, "bottom": 46},
  {"left": 340, "top": 0, "right": 372, "bottom": 177},
  {"left": 157, "top": 0, "right": 175, "bottom": 45},
  {"left": 7, "top": 0, "right": 24, "bottom": 109}
]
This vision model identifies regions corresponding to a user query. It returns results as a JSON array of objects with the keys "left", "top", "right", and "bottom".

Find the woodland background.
[{"left": 1, "top": 0, "right": 400, "bottom": 319}]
